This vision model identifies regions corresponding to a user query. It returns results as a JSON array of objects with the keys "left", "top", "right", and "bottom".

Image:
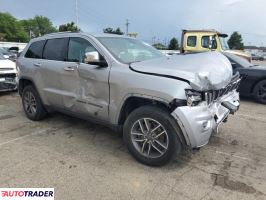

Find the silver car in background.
[{"left": 17, "top": 32, "right": 240, "bottom": 166}]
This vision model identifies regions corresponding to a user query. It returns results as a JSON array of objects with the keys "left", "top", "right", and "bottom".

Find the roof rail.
[{"left": 43, "top": 31, "right": 80, "bottom": 37}]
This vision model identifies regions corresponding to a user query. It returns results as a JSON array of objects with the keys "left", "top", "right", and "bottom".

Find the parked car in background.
[
  {"left": 17, "top": 32, "right": 240, "bottom": 166},
  {"left": 0, "top": 53, "right": 18, "bottom": 92},
  {"left": 251, "top": 54, "right": 264, "bottom": 61},
  {"left": 224, "top": 52, "right": 266, "bottom": 104},
  {"left": 0, "top": 47, "right": 17, "bottom": 62},
  {"left": 180, "top": 29, "right": 251, "bottom": 62}
]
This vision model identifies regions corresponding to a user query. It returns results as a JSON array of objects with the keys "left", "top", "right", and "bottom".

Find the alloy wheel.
[
  {"left": 257, "top": 83, "right": 266, "bottom": 101},
  {"left": 130, "top": 118, "right": 169, "bottom": 158},
  {"left": 23, "top": 91, "right": 37, "bottom": 115}
]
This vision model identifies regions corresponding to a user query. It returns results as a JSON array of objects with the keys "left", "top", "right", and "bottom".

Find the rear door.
[
  {"left": 61, "top": 37, "right": 110, "bottom": 121},
  {"left": 40, "top": 37, "right": 69, "bottom": 108},
  {"left": 21, "top": 40, "right": 46, "bottom": 99}
]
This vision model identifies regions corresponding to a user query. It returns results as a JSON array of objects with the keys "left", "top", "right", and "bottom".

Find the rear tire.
[
  {"left": 123, "top": 106, "right": 182, "bottom": 166},
  {"left": 22, "top": 85, "right": 47, "bottom": 121},
  {"left": 254, "top": 80, "right": 266, "bottom": 104}
]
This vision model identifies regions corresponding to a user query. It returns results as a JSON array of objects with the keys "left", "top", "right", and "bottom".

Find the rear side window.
[
  {"left": 187, "top": 36, "right": 197, "bottom": 47},
  {"left": 25, "top": 40, "right": 46, "bottom": 59},
  {"left": 43, "top": 38, "right": 68, "bottom": 61}
]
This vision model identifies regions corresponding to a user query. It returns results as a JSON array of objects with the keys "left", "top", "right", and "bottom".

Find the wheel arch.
[
  {"left": 117, "top": 95, "right": 188, "bottom": 146},
  {"left": 18, "top": 77, "right": 37, "bottom": 96},
  {"left": 250, "top": 77, "right": 266, "bottom": 94},
  {"left": 117, "top": 96, "right": 170, "bottom": 125}
]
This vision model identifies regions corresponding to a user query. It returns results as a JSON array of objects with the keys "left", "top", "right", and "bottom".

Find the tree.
[
  {"left": 20, "top": 15, "right": 57, "bottom": 39},
  {"left": 59, "top": 22, "right": 80, "bottom": 32},
  {"left": 227, "top": 32, "right": 244, "bottom": 50},
  {"left": 168, "top": 37, "right": 179, "bottom": 50},
  {"left": 0, "top": 12, "right": 28, "bottom": 42},
  {"left": 103, "top": 27, "right": 124, "bottom": 35}
]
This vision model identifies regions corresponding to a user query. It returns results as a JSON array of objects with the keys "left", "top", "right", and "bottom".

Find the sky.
[{"left": 0, "top": 0, "right": 266, "bottom": 46}]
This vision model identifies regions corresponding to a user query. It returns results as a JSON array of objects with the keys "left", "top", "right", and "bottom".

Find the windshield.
[
  {"left": 219, "top": 37, "right": 230, "bottom": 50},
  {"left": 0, "top": 53, "right": 5, "bottom": 60},
  {"left": 0, "top": 48, "right": 8, "bottom": 54},
  {"left": 224, "top": 52, "right": 253, "bottom": 68},
  {"left": 97, "top": 37, "right": 164, "bottom": 64}
]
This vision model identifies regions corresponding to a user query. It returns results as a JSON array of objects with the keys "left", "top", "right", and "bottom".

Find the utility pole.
[
  {"left": 125, "top": 19, "right": 130, "bottom": 36},
  {"left": 75, "top": 0, "right": 79, "bottom": 28}
]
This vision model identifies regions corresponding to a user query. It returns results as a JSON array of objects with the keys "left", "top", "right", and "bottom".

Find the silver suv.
[{"left": 17, "top": 32, "right": 240, "bottom": 166}]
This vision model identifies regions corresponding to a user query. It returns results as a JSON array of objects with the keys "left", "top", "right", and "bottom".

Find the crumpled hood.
[
  {"left": 130, "top": 52, "right": 233, "bottom": 91},
  {"left": 0, "top": 59, "right": 16, "bottom": 69}
]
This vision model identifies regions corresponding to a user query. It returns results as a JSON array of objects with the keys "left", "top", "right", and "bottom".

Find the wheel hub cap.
[
  {"left": 24, "top": 91, "right": 37, "bottom": 115},
  {"left": 131, "top": 118, "right": 169, "bottom": 158}
]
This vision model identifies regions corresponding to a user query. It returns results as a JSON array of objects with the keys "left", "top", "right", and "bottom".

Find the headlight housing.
[{"left": 185, "top": 89, "right": 203, "bottom": 106}]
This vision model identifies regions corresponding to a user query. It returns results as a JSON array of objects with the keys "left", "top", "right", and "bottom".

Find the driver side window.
[{"left": 68, "top": 37, "right": 102, "bottom": 63}]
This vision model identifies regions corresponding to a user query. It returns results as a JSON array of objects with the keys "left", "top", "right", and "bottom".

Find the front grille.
[
  {"left": 205, "top": 75, "right": 241, "bottom": 104},
  {"left": 0, "top": 73, "right": 16, "bottom": 78}
]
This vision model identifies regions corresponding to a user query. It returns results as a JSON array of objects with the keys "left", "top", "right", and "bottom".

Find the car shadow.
[
  {"left": 240, "top": 96, "right": 258, "bottom": 104},
  {"left": 0, "top": 90, "right": 18, "bottom": 97},
  {"left": 33, "top": 111, "right": 192, "bottom": 169}
]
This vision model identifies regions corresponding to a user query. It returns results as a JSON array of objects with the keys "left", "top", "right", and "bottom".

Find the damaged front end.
[
  {"left": 171, "top": 74, "right": 241, "bottom": 148},
  {"left": 0, "top": 72, "right": 18, "bottom": 92}
]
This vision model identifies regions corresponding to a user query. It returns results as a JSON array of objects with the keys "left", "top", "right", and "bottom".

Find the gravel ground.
[{"left": 0, "top": 92, "right": 266, "bottom": 200}]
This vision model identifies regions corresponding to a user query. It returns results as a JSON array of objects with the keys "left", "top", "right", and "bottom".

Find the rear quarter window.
[
  {"left": 25, "top": 40, "right": 46, "bottom": 59},
  {"left": 43, "top": 38, "right": 68, "bottom": 61}
]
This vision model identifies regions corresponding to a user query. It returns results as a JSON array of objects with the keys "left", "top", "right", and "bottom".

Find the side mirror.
[{"left": 84, "top": 51, "right": 108, "bottom": 67}]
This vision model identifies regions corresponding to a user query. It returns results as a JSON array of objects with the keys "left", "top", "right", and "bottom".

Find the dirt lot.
[{"left": 0, "top": 92, "right": 266, "bottom": 200}]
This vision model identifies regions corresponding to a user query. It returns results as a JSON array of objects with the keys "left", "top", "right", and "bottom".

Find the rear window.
[
  {"left": 43, "top": 38, "right": 68, "bottom": 61},
  {"left": 25, "top": 40, "right": 46, "bottom": 59},
  {"left": 187, "top": 36, "right": 197, "bottom": 47}
]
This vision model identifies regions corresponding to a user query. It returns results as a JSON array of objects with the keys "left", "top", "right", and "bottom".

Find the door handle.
[
  {"left": 64, "top": 66, "right": 75, "bottom": 71},
  {"left": 33, "top": 63, "right": 41, "bottom": 67}
]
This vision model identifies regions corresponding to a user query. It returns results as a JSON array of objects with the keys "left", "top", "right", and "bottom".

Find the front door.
[{"left": 61, "top": 37, "right": 110, "bottom": 121}]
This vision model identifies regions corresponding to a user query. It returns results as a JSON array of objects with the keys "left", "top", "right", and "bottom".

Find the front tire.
[
  {"left": 123, "top": 106, "right": 182, "bottom": 166},
  {"left": 22, "top": 85, "right": 47, "bottom": 121},
  {"left": 254, "top": 80, "right": 266, "bottom": 104}
]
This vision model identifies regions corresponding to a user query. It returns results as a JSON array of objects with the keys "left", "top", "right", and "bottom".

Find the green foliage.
[
  {"left": 20, "top": 15, "right": 57, "bottom": 39},
  {"left": 103, "top": 27, "right": 124, "bottom": 35},
  {"left": 168, "top": 37, "right": 179, "bottom": 50},
  {"left": 59, "top": 22, "right": 80, "bottom": 32},
  {"left": 227, "top": 32, "right": 244, "bottom": 50},
  {"left": 0, "top": 12, "right": 57, "bottom": 42},
  {"left": 0, "top": 12, "right": 28, "bottom": 42},
  {"left": 153, "top": 43, "right": 166, "bottom": 50}
]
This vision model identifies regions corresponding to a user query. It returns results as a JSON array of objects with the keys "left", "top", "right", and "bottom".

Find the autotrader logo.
[{"left": 0, "top": 188, "right": 54, "bottom": 200}]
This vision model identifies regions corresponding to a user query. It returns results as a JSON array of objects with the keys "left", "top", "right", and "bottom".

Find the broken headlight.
[{"left": 185, "top": 89, "right": 203, "bottom": 106}]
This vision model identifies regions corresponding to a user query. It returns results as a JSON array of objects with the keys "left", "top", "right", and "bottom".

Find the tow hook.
[{"left": 221, "top": 101, "right": 238, "bottom": 114}]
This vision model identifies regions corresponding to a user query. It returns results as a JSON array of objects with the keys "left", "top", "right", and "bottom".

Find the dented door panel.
[{"left": 61, "top": 62, "right": 110, "bottom": 121}]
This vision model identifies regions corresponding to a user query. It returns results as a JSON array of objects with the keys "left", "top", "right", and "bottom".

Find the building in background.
[{"left": 127, "top": 33, "right": 138, "bottom": 38}]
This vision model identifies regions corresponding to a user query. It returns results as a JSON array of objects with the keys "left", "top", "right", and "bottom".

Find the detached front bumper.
[{"left": 171, "top": 90, "right": 239, "bottom": 148}]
